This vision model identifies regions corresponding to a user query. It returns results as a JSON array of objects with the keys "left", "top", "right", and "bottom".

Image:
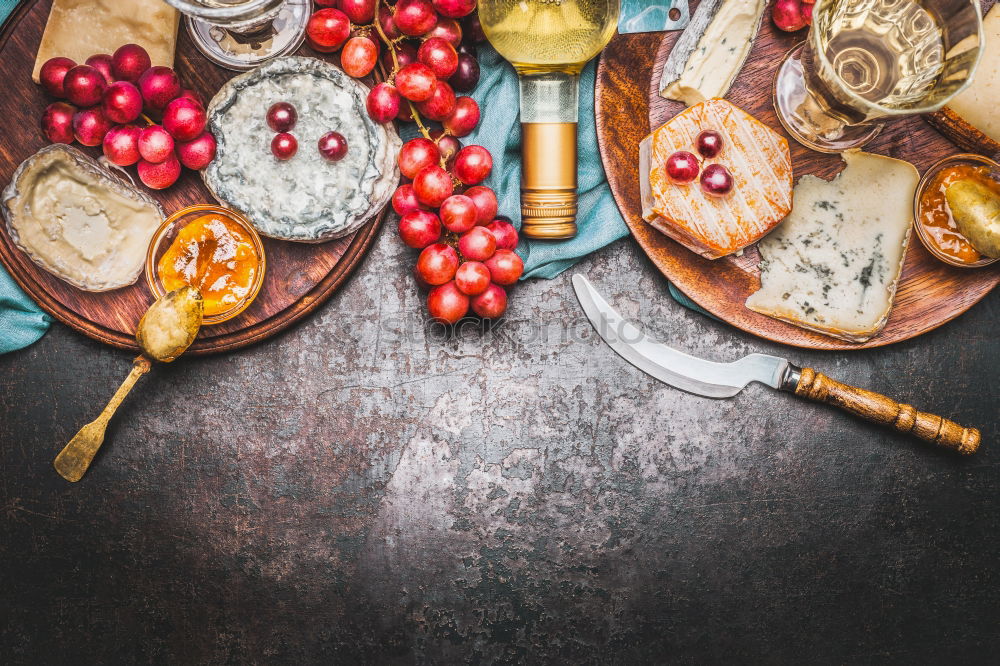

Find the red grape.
[
  {"left": 454, "top": 261, "right": 490, "bottom": 296},
  {"left": 398, "top": 137, "right": 440, "bottom": 179},
  {"left": 271, "top": 132, "right": 298, "bottom": 160},
  {"left": 427, "top": 281, "right": 469, "bottom": 324},
  {"left": 176, "top": 132, "right": 217, "bottom": 170},
  {"left": 377, "top": 4, "right": 402, "bottom": 39},
  {"left": 315, "top": 0, "right": 337, "bottom": 5},
  {"left": 439, "top": 194, "right": 478, "bottom": 233},
  {"left": 163, "top": 97, "right": 206, "bottom": 141},
  {"left": 462, "top": 13, "right": 486, "bottom": 43},
  {"left": 318, "top": 131, "right": 349, "bottom": 161},
  {"left": 392, "top": 184, "right": 425, "bottom": 216},
  {"left": 426, "top": 18, "right": 463, "bottom": 46},
  {"left": 418, "top": 37, "right": 459, "bottom": 79},
  {"left": 431, "top": 130, "right": 462, "bottom": 165},
  {"left": 111, "top": 44, "right": 151, "bottom": 83},
  {"left": 471, "top": 283, "right": 507, "bottom": 319},
  {"left": 367, "top": 83, "right": 401, "bottom": 123},
  {"left": 341, "top": 36, "right": 378, "bottom": 77},
  {"left": 102, "top": 81, "right": 142, "bottom": 124},
  {"left": 85, "top": 54, "right": 114, "bottom": 85},
  {"left": 72, "top": 107, "right": 112, "bottom": 146},
  {"left": 137, "top": 66, "right": 181, "bottom": 111},
  {"left": 696, "top": 130, "right": 724, "bottom": 158},
  {"left": 458, "top": 226, "right": 497, "bottom": 261},
  {"left": 486, "top": 219, "right": 519, "bottom": 250},
  {"left": 464, "top": 185, "right": 498, "bottom": 225},
  {"left": 453, "top": 145, "right": 492, "bottom": 185},
  {"left": 178, "top": 88, "right": 204, "bottom": 107},
  {"left": 266, "top": 102, "right": 297, "bottom": 132},
  {"left": 395, "top": 63, "right": 437, "bottom": 102},
  {"left": 413, "top": 164, "right": 454, "bottom": 207},
  {"left": 443, "top": 96, "right": 479, "bottom": 137},
  {"left": 394, "top": 0, "right": 438, "bottom": 37},
  {"left": 398, "top": 210, "right": 442, "bottom": 248},
  {"left": 39, "top": 57, "right": 76, "bottom": 98},
  {"left": 103, "top": 124, "right": 142, "bottom": 166},
  {"left": 665, "top": 150, "right": 699, "bottom": 184},
  {"left": 415, "top": 80, "right": 456, "bottom": 121},
  {"left": 433, "top": 0, "right": 477, "bottom": 18},
  {"left": 137, "top": 153, "right": 181, "bottom": 190},
  {"left": 485, "top": 249, "right": 524, "bottom": 285},
  {"left": 338, "top": 0, "right": 376, "bottom": 23},
  {"left": 382, "top": 41, "right": 417, "bottom": 72},
  {"left": 64, "top": 65, "right": 106, "bottom": 108},
  {"left": 449, "top": 53, "right": 480, "bottom": 92},
  {"left": 396, "top": 103, "right": 416, "bottom": 123},
  {"left": 40, "top": 102, "right": 76, "bottom": 144},
  {"left": 306, "top": 8, "right": 351, "bottom": 52},
  {"left": 416, "top": 243, "right": 459, "bottom": 285},
  {"left": 700, "top": 164, "right": 734, "bottom": 196},
  {"left": 138, "top": 125, "right": 175, "bottom": 163}
]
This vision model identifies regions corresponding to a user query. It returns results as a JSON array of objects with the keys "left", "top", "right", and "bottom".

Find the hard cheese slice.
[
  {"left": 659, "top": 0, "right": 766, "bottom": 106},
  {"left": 32, "top": 0, "right": 179, "bottom": 83},
  {"left": 745, "top": 151, "right": 919, "bottom": 343},
  {"left": 639, "top": 98, "right": 792, "bottom": 259}
]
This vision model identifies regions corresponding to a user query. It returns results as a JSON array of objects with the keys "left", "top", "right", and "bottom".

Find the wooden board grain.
[
  {"left": 0, "top": 0, "right": 383, "bottom": 355},
  {"left": 595, "top": 2, "right": 1000, "bottom": 350}
]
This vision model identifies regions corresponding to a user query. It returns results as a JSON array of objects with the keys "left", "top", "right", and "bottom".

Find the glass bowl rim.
[
  {"left": 162, "top": 0, "right": 284, "bottom": 21},
  {"left": 145, "top": 204, "right": 267, "bottom": 325},
  {"left": 912, "top": 152, "right": 1000, "bottom": 269}
]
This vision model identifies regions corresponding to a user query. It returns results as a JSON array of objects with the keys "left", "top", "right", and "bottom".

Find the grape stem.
[{"left": 372, "top": 0, "right": 434, "bottom": 142}]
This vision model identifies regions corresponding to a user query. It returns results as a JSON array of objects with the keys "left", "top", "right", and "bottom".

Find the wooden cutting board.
[
  {"left": 595, "top": 1, "right": 1000, "bottom": 350},
  {"left": 0, "top": 0, "right": 384, "bottom": 355}
]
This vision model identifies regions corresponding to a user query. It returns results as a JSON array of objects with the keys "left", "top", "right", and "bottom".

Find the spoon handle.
[{"left": 54, "top": 356, "right": 152, "bottom": 482}]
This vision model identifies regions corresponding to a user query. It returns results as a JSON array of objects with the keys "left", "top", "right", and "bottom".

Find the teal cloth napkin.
[{"left": 0, "top": 0, "right": 50, "bottom": 354}]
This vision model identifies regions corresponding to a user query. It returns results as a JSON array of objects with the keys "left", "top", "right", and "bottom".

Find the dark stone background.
[{"left": 1, "top": 232, "right": 998, "bottom": 664}]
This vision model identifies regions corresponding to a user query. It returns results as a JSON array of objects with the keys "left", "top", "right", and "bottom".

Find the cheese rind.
[
  {"left": 745, "top": 151, "right": 919, "bottom": 343},
  {"left": 659, "top": 0, "right": 766, "bottom": 106},
  {"left": 936, "top": 5, "right": 1000, "bottom": 148},
  {"left": 32, "top": 0, "right": 179, "bottom": 83}
]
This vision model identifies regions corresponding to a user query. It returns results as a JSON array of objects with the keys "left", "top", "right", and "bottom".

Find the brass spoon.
[{"left": 53, "top": 287, "right": 204, "bottom": 482}]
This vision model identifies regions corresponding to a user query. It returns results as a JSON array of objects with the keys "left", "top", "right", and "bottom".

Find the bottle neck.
[{"left": 517, "top": 72, "right": 581, "bottom": 124}]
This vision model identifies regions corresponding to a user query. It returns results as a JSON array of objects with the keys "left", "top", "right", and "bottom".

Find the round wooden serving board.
[
  {"left": 0, "top": 0, "right": 384, "bottom": 355},
  {"left": 596, "top": 0, "right": 1000, "bottom": 350}
]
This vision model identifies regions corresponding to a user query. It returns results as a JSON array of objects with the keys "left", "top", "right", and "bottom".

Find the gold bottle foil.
[{"left": 520, "top": 122, "right": 578, "bottom": 240}]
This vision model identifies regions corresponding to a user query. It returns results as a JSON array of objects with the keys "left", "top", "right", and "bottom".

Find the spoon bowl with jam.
[{"left": 146, "top": 204, "right": 266, "bottom": 324}]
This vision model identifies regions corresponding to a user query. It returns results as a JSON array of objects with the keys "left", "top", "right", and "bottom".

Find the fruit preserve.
[
  {"left": 917, "top": 164, "right": 999, "bottom": 265},
  {"left": 157, "top": 212, "right": 260, "bottom": 317}
]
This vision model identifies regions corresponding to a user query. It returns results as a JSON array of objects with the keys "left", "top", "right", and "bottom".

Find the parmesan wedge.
[{"left": 746, "top": 151, "right": 919, "bottom": 343}]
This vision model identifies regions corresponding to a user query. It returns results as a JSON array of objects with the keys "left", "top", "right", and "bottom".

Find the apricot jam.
[
  {"left": 917, "top": 164, "right": 1000, "bottom": 264},
  {"left": 157, "top": 213, "right": 260, "bottom": 317}
]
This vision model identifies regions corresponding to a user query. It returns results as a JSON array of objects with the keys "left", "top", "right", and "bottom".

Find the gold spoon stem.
[{"left": 53, "top": 355, "right": 152, "bottom": 482}]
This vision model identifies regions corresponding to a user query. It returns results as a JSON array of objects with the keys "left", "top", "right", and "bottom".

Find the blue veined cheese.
[
  {"left": 204, "top": 57, "right": 401, "bottom": 242},
  {"left": 659, "top": 0, "right": 766, "bottom": 106},
  {"left": 745, "top": 151, "right": 919, "bottom": 343}
]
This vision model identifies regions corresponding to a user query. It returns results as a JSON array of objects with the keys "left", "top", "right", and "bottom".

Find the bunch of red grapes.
[
  {"left": 38, "top": 44, "right": 216, "bottom": 190},
  {"left": 307, "top": 0, "right": 524, "bottom": 323}
]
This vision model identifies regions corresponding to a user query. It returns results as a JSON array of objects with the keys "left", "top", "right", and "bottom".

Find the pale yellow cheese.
[
  {"left": 945, "top": 5, "right": 1000, "bottom": 144},
  {"left": 32, "top": 0, "right": 179, "bottom": 83}
]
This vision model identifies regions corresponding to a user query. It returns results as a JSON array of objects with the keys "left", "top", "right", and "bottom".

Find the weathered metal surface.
[{"left": 1, "top": 230, "right": 998, "bottom": 663}]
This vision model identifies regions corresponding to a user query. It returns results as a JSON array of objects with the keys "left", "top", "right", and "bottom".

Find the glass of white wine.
[
  {"left": 479, "top": 0, "right": 621, "bottom": 240},
  {"left": 772, "top": 0, "right": 983, "bottom": 153},
  {"left": 163, "top": 0, "right": 310, "bottom": 71}
]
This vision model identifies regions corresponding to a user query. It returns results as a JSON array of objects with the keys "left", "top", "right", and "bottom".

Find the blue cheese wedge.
[
  {"left": 745, "top": 151, "right": 919, "bottom": 343},
  {"left": 659, "top": 0, "right": 766, "bottom": 106},
  {"left": 205, "top": 57, "right": 401, "bottom": 242}
]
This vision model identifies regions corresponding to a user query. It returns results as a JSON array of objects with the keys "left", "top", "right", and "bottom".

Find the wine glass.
[
  {"left": 163, "top": 0, "right": 310, "bottom": 71},
  {"left": 772, "top": 0, "right": 983, "bottom": 153}
]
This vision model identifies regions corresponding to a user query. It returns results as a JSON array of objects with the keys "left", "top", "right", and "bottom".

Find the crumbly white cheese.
[
  {"left": 944, "top": 5, "right": 1000, "bottom": 144},
  {"left": 745, "top": 151, "right": 919, "bottom": 343},
  {"left": 1, "top": 145, "right": 163, "bottom": 292},
  {"left": 205, "top": 57, "right": 401, "bottom": 242},
  {"left": 659, "top": 0, "right": 766, "bottom": 106}
]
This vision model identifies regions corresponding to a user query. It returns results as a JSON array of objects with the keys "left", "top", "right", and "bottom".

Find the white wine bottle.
[{"left": 479, "top": 0, "right": 620, "bottom": 239}]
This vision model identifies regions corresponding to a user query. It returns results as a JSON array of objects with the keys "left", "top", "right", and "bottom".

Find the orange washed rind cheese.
[{"left": 639, "top": 98, "right": 792, "bottom": 259}]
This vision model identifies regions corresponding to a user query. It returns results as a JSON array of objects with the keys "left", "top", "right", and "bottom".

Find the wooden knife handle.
[{"left": 794, "top": 367, "right": 981, "bottom": 455}]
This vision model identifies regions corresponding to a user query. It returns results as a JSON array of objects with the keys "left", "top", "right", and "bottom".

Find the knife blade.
[{"left": 571, "top": 274, "right": 981, "bottom": 454}]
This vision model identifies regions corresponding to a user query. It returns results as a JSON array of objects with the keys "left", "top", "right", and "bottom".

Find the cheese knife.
[{"left": 572, "top": 274, "right": 981, "bottom": 454}]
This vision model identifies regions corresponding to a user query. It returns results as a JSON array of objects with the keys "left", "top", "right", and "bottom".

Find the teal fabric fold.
[{"left": 0, "top": 0, "right": 50, "bottom": 354}]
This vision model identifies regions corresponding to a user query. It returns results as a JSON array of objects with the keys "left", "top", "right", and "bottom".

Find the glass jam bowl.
[
  {"left": 913, "top": 153, "right": 1000, "bottom": 269},
  {"left": 146, "top": 204, "right": 266, "bottom": 325}
]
